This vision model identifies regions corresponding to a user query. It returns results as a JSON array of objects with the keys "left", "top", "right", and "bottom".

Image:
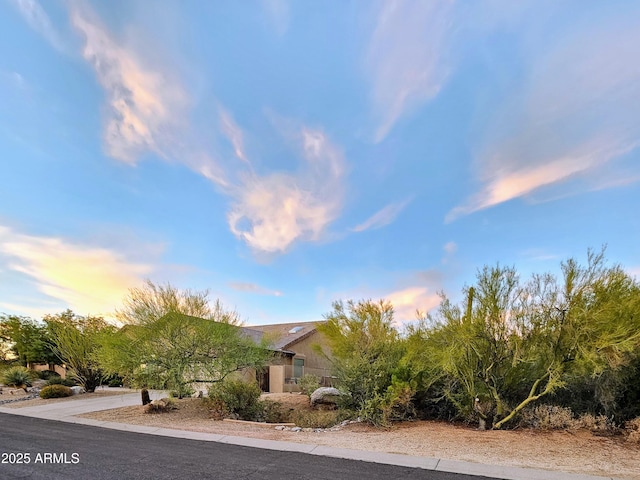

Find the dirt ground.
[{"left": 64, "top": 392, "right": 640, "bottom": 479}]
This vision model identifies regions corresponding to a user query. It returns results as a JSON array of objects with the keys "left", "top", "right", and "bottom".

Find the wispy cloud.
[
  {"left": 219, "top": 108, "right": 249, "bottom": 165},
  {"left": 70, "top": 4, "right": 188, "bottom": 164},
  {"left": 352, "top": 199, "right": 411, "bottom": 232},
  {"left": 228, "top": 128, "right": 345, "bottom": 253},
  {"left": 448, "top": 17, "right": 640, "bottom": 221},
  {"left": 261, "top": 0, "right": 290, "bottom": 36},
  {"left": 385, "top": 286, "right": 441, "bottom": 325},
  {"left": 10, "top": 0, "right": 68, "bottom": 53},
  {"left": 0, "top": 226, "right": 153, "bottom": 317},
  {"left": 229, "top": 282, "right": 283, "bottom": 297},
  {"left": 443, "top": 241, "right": 457, "bottom": 255},
  {"left": 367, "top": 0, "right": 454, "bottom": 142},
  {"left": 30, "top": 3, "right": 345, "bottom": 256}
]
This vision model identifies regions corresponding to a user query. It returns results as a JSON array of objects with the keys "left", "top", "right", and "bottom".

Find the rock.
[
  {"left": 274, "top": 425, "right": 287, "bottom": 431},
  {"left": 191, "top": 390, "right": 203, "bottom": 398},
  {"left": 310, "top": 387, "right": 344, "bottom": 408},
  {"left": 291, "top": 427, "right": 302, "bottom": 432},
  {"left": 70, "top": 386, "right": 85, "bottom": 395}
]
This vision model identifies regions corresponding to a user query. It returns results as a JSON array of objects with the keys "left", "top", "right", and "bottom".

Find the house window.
[{"left": 293, "top": 358, "right": 304, "bottom": 378}]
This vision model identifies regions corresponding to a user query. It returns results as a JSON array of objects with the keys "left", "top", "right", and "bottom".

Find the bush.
[
  {"left": 202, "top": 397, "right": 229, "bottom": 420},
  {"left": 37, "top": 370, "right": 59, "bottom": 380},
  {"left": 45, "top": 376, "right": 76, "bottom": 387},
  {"left": 624, "top": 417, "right": 640, "bottom": 444},
  {"left": 519, "top": 405, "right": 574, "bottom": 430},
  {"left": 291, "top": 410, "right": 339, "bottom": 428},
  {"left": 2, "top": 366, "right": 32, "bottom": 390},
  {"left": 299, "top": 374, "right": 321, "bottom": 399},
  {"left": 575, "top": 413, "right": 617, "bottom": 434},
  {"left": 108, "top": 378, "right": 123, "bottom": 387},
  {"left": 208, "top": 380, "right": 263, "bottom": 421},
  {"left": 39, "top": 385, "right": 73, "bottom": 399},
  {"left": 260, "top": 400, "right": 288, "bottom": 423}
]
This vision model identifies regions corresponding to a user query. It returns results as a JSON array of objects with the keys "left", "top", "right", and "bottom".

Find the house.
[{"left": 243, "top": 321, "right": 334, "bottom": 393}]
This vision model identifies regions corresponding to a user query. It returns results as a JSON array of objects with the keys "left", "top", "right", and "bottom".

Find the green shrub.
[
  {"left": 209, "top": 380, "right": 263, "bottom": 421},
  {"left": 37, "top": 370, "right": 59, "bottom": 380},
  {"left": 260, "top": 400, "right": 288, "bottom": 423},
  {"left": 45, "top": 376, "right": 76, "bottom": 387},
  {"left": 2, "top": 366, "right": 32, "bottom": 390},
  {"left": 298, "top": 374, "right": 321, "bottom": 399},
  {"left": 39, "top": 385, "right": 73, "bottom": 399}
]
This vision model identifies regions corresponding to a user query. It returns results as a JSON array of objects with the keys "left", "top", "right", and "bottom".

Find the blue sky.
[{"left": 1, "top": 0, "right": 639, "bottom": 326}]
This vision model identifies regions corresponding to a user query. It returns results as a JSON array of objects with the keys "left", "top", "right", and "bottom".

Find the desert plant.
[
  {"left": 2, "top": 366, "right": 33, "bottom": 392},
  {"left": 45, "top": 376, "right": 76, "bottom": 387},
  {"left": 209, "top": 380, "right": 263, "bottom": 421},
  {"left": 291, "top": 410, "right": 339, "bottom": 428},
  {"left": 39, "top": 384, "right": 72, "bottom": 399},
  {"left": 260, "top": 400, "right": 288, "bottom": 423},
  {"left": 299, "top": 374, "right": 321, "bottom": 399},
  {"left": 624, "top": 417, "right": 640, "bottom": 444},
  {"left": 37, "top": 370, "right": 59, "bottom": 380},
  {"left": 519, "top": 405, "right": 575, "bottom": 430},
  {"left": 202, "top": 396, "right": 229, "bottom": 420}
]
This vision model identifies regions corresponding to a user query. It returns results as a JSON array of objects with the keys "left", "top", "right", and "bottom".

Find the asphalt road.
[{"left": 0, "top": 413, "right": 495, "bottom": 480}]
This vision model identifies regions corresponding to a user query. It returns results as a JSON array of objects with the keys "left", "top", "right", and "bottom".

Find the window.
[{"left": 293, "top": 358, "right": 304, "bottom": 378}]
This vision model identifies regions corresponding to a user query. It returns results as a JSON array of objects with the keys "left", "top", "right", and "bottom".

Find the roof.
[{"left": 246, "top": 321, "right": 325, "bottom": 351}]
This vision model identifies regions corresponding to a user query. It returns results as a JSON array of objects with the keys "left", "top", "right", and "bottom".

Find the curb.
[{"left": 0, "top": 404, "right": 619, "bottom": 480}]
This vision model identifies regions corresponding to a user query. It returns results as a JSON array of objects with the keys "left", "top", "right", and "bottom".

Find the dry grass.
[{"left": 78, "top": 393, "right": 640, "bottom": 480}]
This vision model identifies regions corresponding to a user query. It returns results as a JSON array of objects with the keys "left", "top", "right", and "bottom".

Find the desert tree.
[
  {"left": 317, "top": 299, "right": 412, "bottom": 425},
  {"left": 0, "top": 315, "right": 57, "bottom": 367},
  {"left": 45, "top": 310, "right": 115, "bottom": 392},
  {"left": 408, "top": 249, "right": 640, "bottom": 429},
  {"left": 100, "top": 281, "right": 270, "bottom": 398}
]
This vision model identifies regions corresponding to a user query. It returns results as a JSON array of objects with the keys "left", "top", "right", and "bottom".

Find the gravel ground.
[{"left": 76, "top": 394, "right": 640, "bottom": 480}]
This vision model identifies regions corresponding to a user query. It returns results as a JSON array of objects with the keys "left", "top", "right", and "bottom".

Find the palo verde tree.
[
  {"left": 99, "top": 281, "right": 271, "bottom": 398},
  {"left": 408, "top": 249, "right": 640, "bottom": 429},
  {"left": 317, "top": 299, "right": 412, "bottom": 425},
  {"left": 45, "top": 310, "right": 115, "bottom": 392}
]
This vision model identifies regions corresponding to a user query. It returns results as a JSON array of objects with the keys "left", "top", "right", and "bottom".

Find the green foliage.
[
  {"left": 45, "top": 376, "right": 76, "bottom": 387},
  {"left": 208, "top": 379, "right": 263, "bottom": 420},
  {"left": 406, "top": 248, "right": 640, "bottom": 429},
  {"left": 2, "top": 366, "right": 32, "bottom": 390},
  {"left": 115, "top": 280, "right": 242, "bottom": 326},
  {"left": 99, "top": 282, "right": 271, "bottom": 398},
  {"left": 36, "top": 370, "right": 58, "bottom": 380},
  {"left": 261, "top": 400, "right": 288, "bottom": 423},
  {"left": 45, "top": 310, "right": 114, "bottom": 393},
  {"left": 317, "top": 299, "right": 411, "bottom": 425},
  {"left": 0, "top": 315, "right": 57, "bottom": 366},
  {"left": 298, "top": 374, "right": 321, "bottom": 399},
  {"left": 39, "top": 384, "right": 72, "bottom": 399}
]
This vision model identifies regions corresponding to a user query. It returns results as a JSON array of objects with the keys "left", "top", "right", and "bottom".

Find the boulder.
[
  {"left": 70, "top": 386, "right": 85, "bottom": 395},
  {"left": 310, "top": 387, "right": 343, "bottom": 408},
  {"left": 144, "top": 397, "right": 176, "bottom": 413}
]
